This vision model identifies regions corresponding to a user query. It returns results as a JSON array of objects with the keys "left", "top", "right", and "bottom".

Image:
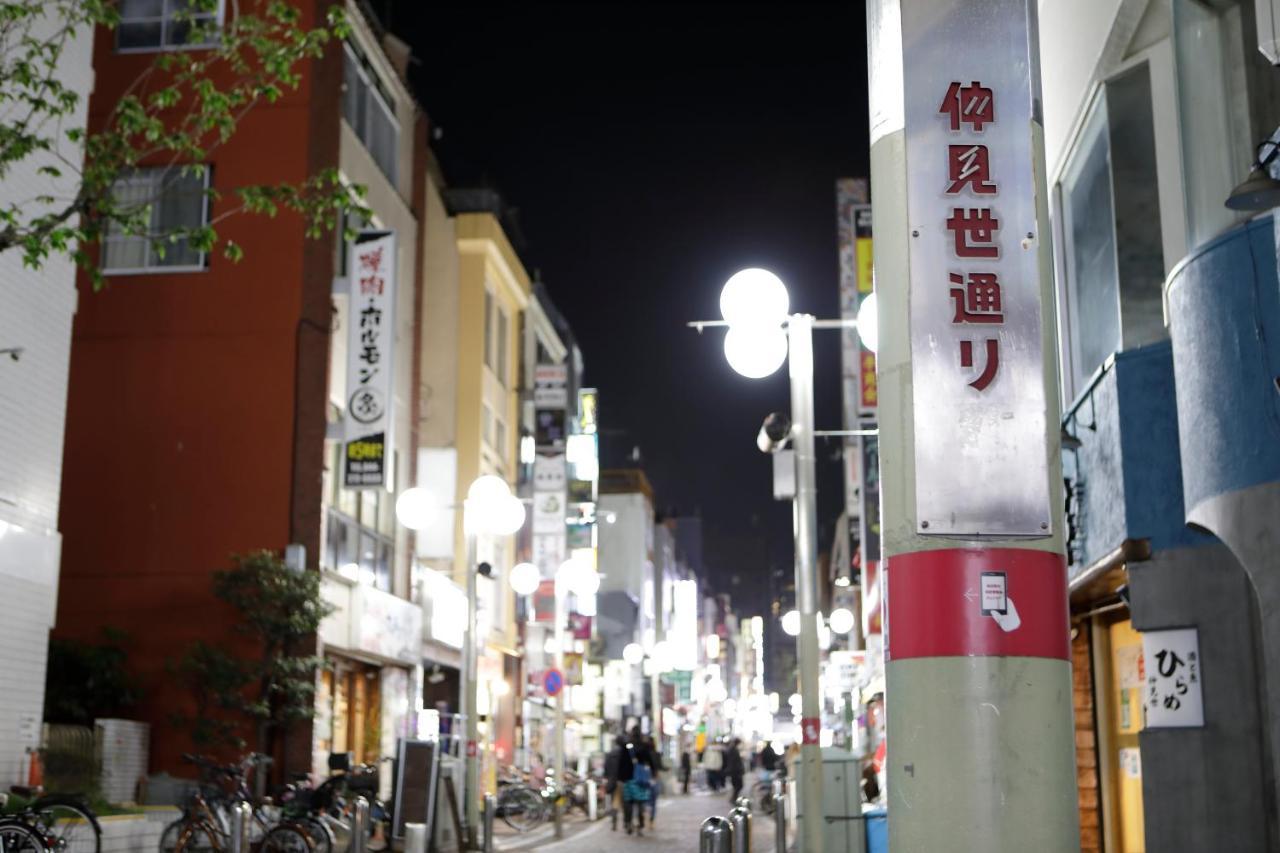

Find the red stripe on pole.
[{"left": 886, "top": 547, "right": 1069, "bottom": 661}]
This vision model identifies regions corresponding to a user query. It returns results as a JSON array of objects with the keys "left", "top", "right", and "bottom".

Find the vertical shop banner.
[
  {"left": 534, "top": 362, "right": 569, "bottom": 578},
  {"left": 903, "top": 0, "right": 1051, "bottom": 535},
  {"left": 837, "top": 180, "right": 873, "bottom": 524},
  {"left": 1142, "top": 628, "right": 1204, "bottom": 728},
  {"left": 344, "top": 230, "right": 396, "bottom": 488}
]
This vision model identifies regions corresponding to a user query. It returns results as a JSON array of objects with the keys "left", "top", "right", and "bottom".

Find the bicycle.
[
  {"left": 161, "top": 754, "right": 316, "bottom": 853},
  {"left": 494, "top": 768, "right": 544, "bottom": 833},
  {"left": 2, "top": 788, "right": 101, "bottom": 853}
]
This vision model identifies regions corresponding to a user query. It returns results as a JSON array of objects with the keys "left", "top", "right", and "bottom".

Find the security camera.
[
  {"left": 757, "top": 412, "right": 792, "bottom": 454},
  {"left": 477, "top": 561, "right": 493, "bottom": 578}
]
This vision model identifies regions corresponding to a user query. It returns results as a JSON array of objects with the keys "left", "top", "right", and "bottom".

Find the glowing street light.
[
  {"left": 828, "top": 607, "right": 856, "bottom": 635},
  {"left": 781, "top": 609, "right": 801, "bottom": 637},
  {"left": 623, "top": 643, "right": 645, "bottom": 666},
  {"left": 509, "top": 562, "right": 541, "bottom": 597}
]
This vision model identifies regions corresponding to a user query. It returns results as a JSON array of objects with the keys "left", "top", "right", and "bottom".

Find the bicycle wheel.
[
  {"left": 260, "top": 825, "right": 313, "bottom": 853},
  {"left": 158, "top": 820, "right": 184, "bottom": 853},
  {"left": 30, "top": 797, "right": 102, "bottom": 853},
  {"left": 298, "top": 818, "right": 332, "bottom": 853},
  {"left": 497, "top": 787, "right": 543, "bottom": 832},
  {"left": 173, "top": 823, "right": 218, "bottom": 853},
  {"left": 0, "top": 820, "right": 48, "bottom": 853}
]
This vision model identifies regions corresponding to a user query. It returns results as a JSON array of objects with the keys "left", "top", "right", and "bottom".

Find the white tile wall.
[
  {"left": 0, "top": 13, "right": 93, "bottom": 787},
  {"left": 98, "top": 719, "right": 151, "bottom": 804}
]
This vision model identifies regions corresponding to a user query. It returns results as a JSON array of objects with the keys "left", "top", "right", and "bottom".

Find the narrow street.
[{"left": 495, "top": 777, "right": 778, "bottom": 853}]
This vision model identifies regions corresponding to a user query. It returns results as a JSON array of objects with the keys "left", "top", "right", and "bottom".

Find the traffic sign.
[{"left": 543, "top": 668, "right": 564, "bottom": 697}]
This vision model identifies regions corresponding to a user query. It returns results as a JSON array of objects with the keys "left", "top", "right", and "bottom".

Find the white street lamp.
[
  {"left": 781, "top": 609, "right": 801, "bottom": 637},
  {"left": 460, "top": 474, "right": 524, "bottom": 845},
  {"left": 509, "top": 562, "right": 540, "bottom": 597},
  {"left": 623, "top": 642, "right": 645, "bottom": 665},
  {"left": 558, "top": 558, "right": 600, "bottom": 597},
  {"left": 394, "top": 486, "right": 437, "bottom": 531},
  {"left": 719, "top": 267, "right": 790, "bottom": 326},
  {"left": 828, "top": 607, "right": 856, "bottom": 635},
  {"left": 723, "top": 326, "right": 788, "bottom": 378},
  {"left": 856, "top": 290, "right": 879, "bottom": 354}
]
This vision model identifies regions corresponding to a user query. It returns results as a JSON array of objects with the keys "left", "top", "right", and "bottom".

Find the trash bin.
[
  {"left": 864, "top": 807, "right": 887, "bottom": 853},
  {"left": 796, "top": 748, "right": 865, "bottom": 853}
]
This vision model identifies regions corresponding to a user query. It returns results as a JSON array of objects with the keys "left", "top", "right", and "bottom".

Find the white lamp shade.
[
  {"left": 781, "top": 609, "right": 801, "bottom": 636},
  {"left": 828, "top": 607, "right": 856, "bottom": 635},
  {"left": 623, "top": 643, "right": 645, "bottom": 665},
  {"left": 856, "top": 291, "right": 879, "bottom": 354},
  {"left": 467, "top": 474, "right": 511, "bottom": 505},
  {"left": 395, "top": 487, "right": 436, "bottom": 531},
  {"left": 490, "top": 494, "right": 527, "bottom": 536},
  {"left": 720, "top": 268, "right": 789, "bottom": 327},
  {"left": 509, "top": 562, "right": 541, "bottom": 596},
  {"left": 724, "top": 326, "right": 787, "bottom": 379}
]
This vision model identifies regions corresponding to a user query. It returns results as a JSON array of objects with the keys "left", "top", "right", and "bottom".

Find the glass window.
[
  {"left": 1061, "top": 96, "right": 1121, "bottom": 395},
  {"left": 497, "top": 307, "right": 509, "bottom": 386},
  {"left": 118, "top": 0, "right": 220, "bottom": 51},
  {"left": 1173, "top": 0, "right": 1255, "bottom": 249},
  {"left": 341, "top": 42, "right": 399, "bottom": 183},
  {"left": 495, "top": 416, "right": 507, "bottom": 458},
  {"left": 483, "top": 290, "right": 495, "bottom": 371},
  {"left": 482, "top": 404, "right": 494, "bottom": 448},
  {"left": 102, "top": 167, "right": 209, "bottom": 273}
]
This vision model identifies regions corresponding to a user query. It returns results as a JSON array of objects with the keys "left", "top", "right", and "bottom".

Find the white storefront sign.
[
  {"left": 903, "top": 0, "right": 1051, "bottom": 536},
  {"left": 533, "top": 490, "right": 566, "bottom": 534},
  {"left": 1143, "top": 627, "right": 1205, "bottom": 728},
  {"left": 344, "top": 230, "right": 397, "bottom": 488}
]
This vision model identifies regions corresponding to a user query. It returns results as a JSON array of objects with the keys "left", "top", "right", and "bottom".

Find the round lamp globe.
[
  {"left": 394, "top": 487, "right": 435, "bottom": 531},
  {"left": 720, "top": 268, "right": 789, "bottom": 327},
  {"left": 781, "top": 609, "right": 801, "bottom": 636},
  {"left": 509, "top": 562, "right": 541, "bottom": 596},
  {"left": 724, "top": 326, "right": 787, "bottom": 379}
]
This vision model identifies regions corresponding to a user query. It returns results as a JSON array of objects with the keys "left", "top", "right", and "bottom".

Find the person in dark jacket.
[
  {"left": 724, "top": 738, "right": 746, "bottom": 805},
  {"left": 680, "top": 747, "right": 692, "bottom": 794},
  {"left": 606, "top": 727, "right": 654, "bottom": 835}
]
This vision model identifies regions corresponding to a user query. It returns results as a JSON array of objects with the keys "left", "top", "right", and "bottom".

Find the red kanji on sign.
[
  {"left": 950, "top": 272, "right": 1004, "bottom": 324},
  {"left": 946, "top": 208, "right": 1000, "bottom": 258},
  {"left": 960, "top": 339, "right": 1000, "bottom": 391},
  {"left": 946, "top": 144, "right": 996, "bottom": 195},
  {"left": 940, "top": 81, "right": 995, "bottom": 131}
]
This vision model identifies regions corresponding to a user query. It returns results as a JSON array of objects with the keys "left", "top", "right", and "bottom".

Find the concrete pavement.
[{"left": 495, "top": 780, "right": 778, "bottom": 853}]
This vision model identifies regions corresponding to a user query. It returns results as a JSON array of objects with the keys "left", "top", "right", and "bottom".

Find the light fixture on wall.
[{"left": 1225, "top": 136, "right": 1280, "bottom": 210}]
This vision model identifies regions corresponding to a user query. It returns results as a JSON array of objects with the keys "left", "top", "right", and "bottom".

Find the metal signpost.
[{"left": 866, "top": 0, "right": 1079, "bottom": 849}]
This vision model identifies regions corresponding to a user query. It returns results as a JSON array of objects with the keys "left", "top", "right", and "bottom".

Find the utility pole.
[
  {"left": 788, "top": 314, "right": 825, "bottom": 853},
  {"left": 866, "top": 1, "right": 1080, "bottom": 850},
  {"left": 462, "top": 534, "right": 480, "bottom": 849}
]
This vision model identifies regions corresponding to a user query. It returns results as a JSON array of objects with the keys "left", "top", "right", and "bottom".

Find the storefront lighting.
[
  {"left": 781, "top": 609, "right": 801, "bottom": 636},
  {"left": 705, "top": 633, "right": 721, "bottom": 660},
  {"left": 491, "top": 679, "right": 511, "bottom": 698},
  {"left": 520, "top": 435, "right": 536, "bottom": 465},
  {"left": 651, "top": 640, "right": 675, "bottom": 673}
]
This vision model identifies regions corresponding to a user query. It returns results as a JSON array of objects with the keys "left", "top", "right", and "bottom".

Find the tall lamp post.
[
  {"left": 692, "top": 268, "right": 877, "bottom": 853},
  {"left": 398, "top": 475, "right": 526, "bottom": 849}
]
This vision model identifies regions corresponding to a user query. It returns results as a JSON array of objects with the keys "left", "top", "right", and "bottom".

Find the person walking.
[
  {"left": 725, "top": 737, "right": 746, "bottom": 805},
  {"left": 680, "top": 747, "right": 692, "bottom": 794},
  {"left": 642, "top": 734, "right": 662, "bottom": 826},
  {"left": 612, "top": 727, "right": 652, "bottom": 836}
]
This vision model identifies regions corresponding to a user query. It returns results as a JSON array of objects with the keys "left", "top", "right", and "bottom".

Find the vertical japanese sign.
[
  {"left": 344, "top": 231, "right": 396, "bottom": 488},
  {"left": 1142, "top": 628, "right": 1205, "bottom": 728},
  {"left": 533, "top": 363, "right": 569, "bottom": 579},
  {"left": 903, "top": 0, "right": 1051, "bottom": 535}
]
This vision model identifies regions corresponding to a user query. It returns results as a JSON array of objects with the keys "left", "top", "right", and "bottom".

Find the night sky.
[{"left": 387, "top": 4, "right": 870, "bottom": 615}]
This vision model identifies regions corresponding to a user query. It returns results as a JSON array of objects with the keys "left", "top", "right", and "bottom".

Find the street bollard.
[
  {"left": 699, "top": 816, "right": 734, "bottom": 853},
  {"left": 772, "top": 779, "right": 786, "bottom": 853},
  {"left": 587, "top": 779, "right": 598, "bottom": 821},
  {"left": 229, "top": 802, "right": 252, "bottom": 853},
  {"left": 736, "top": 796, "right": 753, "bottom": 813},
  {"left": 729, "top": 806, "right": 752, "bottom": 853},
  {"left": 482, "top": 794, "right": 496, "bottom": 853},
  {"left": 351, "top": 796, "right": 369, "bottom": 853},
  {"left": 403, "top": 823, "right": 427, "bottom": 853}
]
